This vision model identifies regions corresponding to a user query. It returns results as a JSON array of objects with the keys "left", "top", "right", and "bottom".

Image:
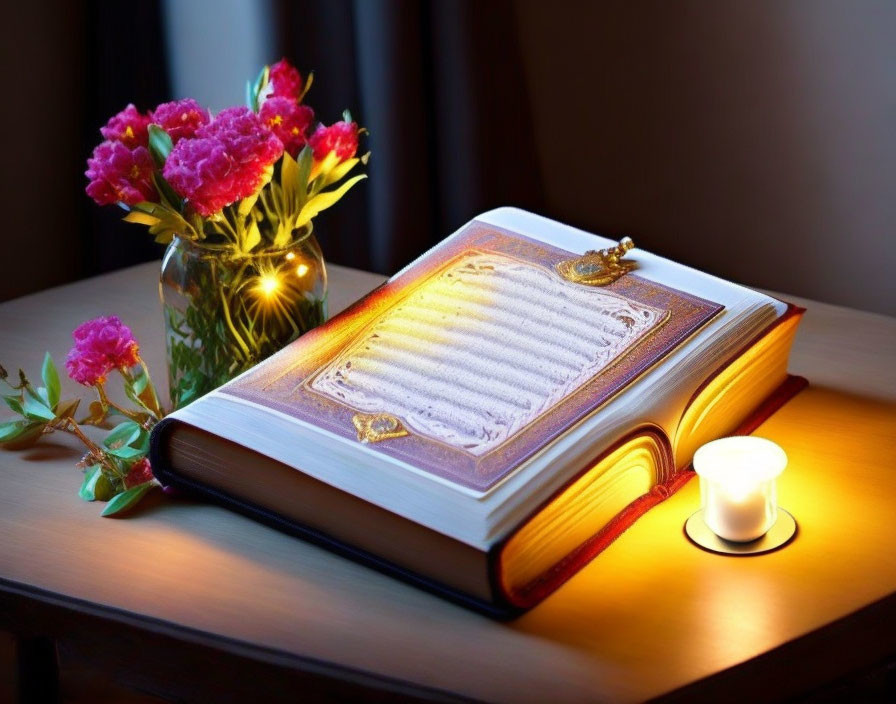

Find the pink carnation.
[
  {"left": 125, "top": 458, "right": 154, "bottom": 488},
  {"left": 259, "top": 97, "right": 314, "bottom": 157},
  {"left": 100, "top": 104, "right": 152, "bottom": 148},
  {"left": 163, "top": 106, "right": 283, "bottom": 216},
  {"left": 308, "top": 120, "right": 359, "bottom": 162},
  {"left": 197, "top": 106, "right": 284, "bottom": 161},
  {"left": 151, "top": 98, "right": 210, "bottom": 143},
  {"left": 65, "top": 316, "right": 140, "bottom": 387},
  {"left": 269, "top": 59, "right": 304, "bottom": 101},
  {"left": 85, "top": 141, "right": 158, "bottom": 206}
]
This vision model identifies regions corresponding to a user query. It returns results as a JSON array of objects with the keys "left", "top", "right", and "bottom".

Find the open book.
[{"left": 150, "top": 208, "right": 805, "bottom": 617}]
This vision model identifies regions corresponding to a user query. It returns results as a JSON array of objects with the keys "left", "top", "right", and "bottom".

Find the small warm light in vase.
[
  {"left": 686, "top": 436, "right": 797, "bottom": 554},
  {"left": 257, "top": 273, "right": 281, "bottom": 297}
]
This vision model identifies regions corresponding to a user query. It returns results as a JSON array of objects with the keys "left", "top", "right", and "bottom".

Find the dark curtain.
[
  {"left": 0, "top": 0, "right": 169, "bottom": 302},
  {"left": 81, "top": 0, "right": 171, "bottom": 275},
  {"left": 275, "top": 0, "right": 543, "bottom": 274}
]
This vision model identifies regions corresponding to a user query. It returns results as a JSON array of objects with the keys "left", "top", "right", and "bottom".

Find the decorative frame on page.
[{"left": 225, "top": 223, "right": 723, "bottom": 492}]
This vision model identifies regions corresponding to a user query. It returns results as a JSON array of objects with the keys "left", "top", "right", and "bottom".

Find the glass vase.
[{"left": 159, "top": 227, "right": 327, "bottom": 409}]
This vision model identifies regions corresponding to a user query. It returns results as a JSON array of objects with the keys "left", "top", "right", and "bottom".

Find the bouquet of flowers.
[
  {"left": 0, "top": 60, "right": 368, "bottom": 517},
  {"left": 85, "top": 59, "right": 368, "bottom": 407}
]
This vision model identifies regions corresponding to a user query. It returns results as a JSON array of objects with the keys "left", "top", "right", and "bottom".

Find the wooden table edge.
[
  {"left": 649, "top": 590, "right": 896, "bottom": 703},
  {"left": 0, "top": 577, "right": 471, "bottom": 703}
]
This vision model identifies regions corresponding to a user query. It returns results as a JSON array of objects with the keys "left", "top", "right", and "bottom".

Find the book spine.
[{"left": 150, "top": 418, "right": 519, "bottom": 620}]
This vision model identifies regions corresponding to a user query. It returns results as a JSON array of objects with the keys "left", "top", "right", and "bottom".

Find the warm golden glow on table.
[{"left": 514, "top": 386, "right": 896, "bottom": 698}]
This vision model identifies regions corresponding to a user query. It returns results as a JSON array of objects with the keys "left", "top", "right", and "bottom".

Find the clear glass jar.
[{"left": 159, "top": 226, "right": 327, "bottom": 409}]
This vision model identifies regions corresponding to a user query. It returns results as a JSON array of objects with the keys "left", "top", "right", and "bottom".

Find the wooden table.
[{"left": 1, "top": 263, "right": 895, "bottom": 703}]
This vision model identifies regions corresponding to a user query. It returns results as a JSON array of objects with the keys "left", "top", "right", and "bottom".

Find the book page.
[
  {"left": 310, "top": 253, "right": 667, "bottom": 456},
  {"left": 225, "top": 224, "right": 722, "bottom": 491}
]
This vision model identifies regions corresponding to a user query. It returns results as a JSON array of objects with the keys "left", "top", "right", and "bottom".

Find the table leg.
[{"left": 15, "top": 635, "right": 59, "bottom": 704}]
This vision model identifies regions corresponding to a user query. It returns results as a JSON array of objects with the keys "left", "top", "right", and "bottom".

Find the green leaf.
[
  {"left": 0, "top": 420, "right": 44, "bottom": 448},
  {"left": 123, "top": 381, "right": 142, "bottom": 410},
  {"left": 103, "top": 420, "right": 142, "bottom": 450},
  {"left": 147, "top": 124, "right": 174, "bottom": 168},
  {"left": 101, "top": 482, "right": 155, "bottom": 517},
  {"left": 2, "top": 394, "right": 23, "bottom": 415},
  {"left": 295, "top": 174, "right": 367, "bottom": 230},
  {"left": 296, "top": 145, "right": 313, "bottom": 194},
  {"left": 41, "top": 353, "right": 60, "bottom": 408},
  {"left": 178, "top": 385, "right": 199, "bottom": 407},
  {"left": 104, "top": 445, "right": 144, "bottom": 461},
  {"left": 242, "top": 220, "right": 261, "bottom": 253},
  {"left": 151, "top": 174, "right": 185, "bottom": 215},
  {"left": 79, "top": 465, "right": 104, "bottom": 501},
  {"left": 280, "top": 150, "right": 300, "bottom": 214},
  {"left": 22, "top": 388, "right": 56, "bottom": 422},
  {"left": 237, "top": 190, "right": 261, "bottom": 218},
  {"left": 320, "top": 156, "right": 359, "bottom": 189},
  {"left": 0, "top": 419, "right": 28, "bottom": 442},
  {"left": 105, "top": 418, "right": 150, "bottom": 455},
  {"left": 36, "top": 386, "right": 51, "bottom": 407},
  {"left": 123, "top": 210, "right": 161, "bottom": 226},
  {"left": 131, "top": 368, "right": 149, "bottom": 395},
  {"left": 247, "top": 65, "right": 270, "bottom": 112},
  {"left": 127, "top": 195, "right": 197, "bottom": 243}
]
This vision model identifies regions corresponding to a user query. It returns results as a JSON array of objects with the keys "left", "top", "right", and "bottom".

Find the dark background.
[{"left": 1, "top": 0, "right": 894, "bottom": 314}]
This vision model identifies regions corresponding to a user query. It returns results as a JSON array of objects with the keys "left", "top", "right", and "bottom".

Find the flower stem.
[
  {"left": 56, "top": 417, "right": 104, "bottom": 456},
  {"left": 96, "top": 383, "right": 144, "bottom": 423},
  {"left": 219, "top": 286, "right": 251, "bottom": 360}
]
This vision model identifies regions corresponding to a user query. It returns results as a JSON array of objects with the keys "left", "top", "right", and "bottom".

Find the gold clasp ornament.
[
  {"left": 352, "top": 412, "right": 409, "bottom": 443},
  {"left": 556, "top": 236, "right": 636, "bottom": 286}
]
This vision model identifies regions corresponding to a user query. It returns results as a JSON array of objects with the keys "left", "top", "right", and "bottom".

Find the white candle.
[{"left": 693, "top": 436, "right": 787, "bottom": 542}]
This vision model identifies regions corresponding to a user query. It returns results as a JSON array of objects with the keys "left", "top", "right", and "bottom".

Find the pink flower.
[
  {"left": 100, "top": 104, "right": 152, "bottom": 148},
  {"left": 259, "top": 97, "right": 314, "bottom": 157},
  {"left": 85, "top": 141, "right": 158, "bottom": 206},
  {"left": 65, "top": 316, "right": 140, "bottom": 387},
  {"left": 125, "top": 458, "right": 154, "bottom": 488},
  {"left": 151, "top": 98, "right": 210, "bottom": 143},
  {"left": 163, "top": 106, "right": 283, "bottom": 216},
  {"left": 269, "top": 59, "right": 305, "bottom": 101},
  {"left": 308, "top": 120, "right": 359, "bottom": 162},
  {"left": 197, "top": 106, "right": 285, "bottom": 160}
]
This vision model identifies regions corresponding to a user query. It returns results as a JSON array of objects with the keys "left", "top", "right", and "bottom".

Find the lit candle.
[{"left": 693, "top": 436, "right": 787, "bottom": 542}]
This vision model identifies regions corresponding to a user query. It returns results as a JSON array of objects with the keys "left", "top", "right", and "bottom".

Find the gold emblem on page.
[
  {"left": 352, "top": 412, "right": 409, "bottom": 443},
  {"left": 556, "top": 236, "right": 636, "bottom": 286}
]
